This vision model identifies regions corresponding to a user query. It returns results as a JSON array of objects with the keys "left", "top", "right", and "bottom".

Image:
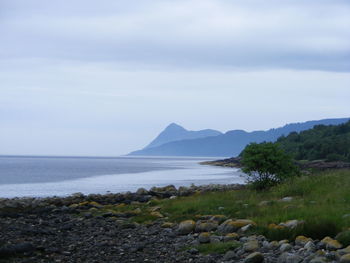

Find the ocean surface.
[{"left": 0, "top": 156, "right": 245, "bottom": 198}]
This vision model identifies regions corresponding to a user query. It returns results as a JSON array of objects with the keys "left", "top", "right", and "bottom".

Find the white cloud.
[{"left": 0, "top": 0, "right": 349, "bottom": 155}]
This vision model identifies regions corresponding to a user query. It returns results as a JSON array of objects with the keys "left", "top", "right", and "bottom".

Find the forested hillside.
[{"left": 277, "top": 120, "right": 350, "bottom": 162}]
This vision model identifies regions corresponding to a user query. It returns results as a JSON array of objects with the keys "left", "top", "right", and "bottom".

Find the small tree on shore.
[{"left": 241, "top": 142, "right": 299, "bottom": 190}]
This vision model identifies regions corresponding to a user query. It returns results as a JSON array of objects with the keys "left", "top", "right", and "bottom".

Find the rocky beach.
[{"left": 2, "top": 183, "right": 350, "bottom": 263}]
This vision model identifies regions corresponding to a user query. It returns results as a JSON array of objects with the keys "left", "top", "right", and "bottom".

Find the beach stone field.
[{"left": 1, "top": 185, "right": 350, "bottom": 263}]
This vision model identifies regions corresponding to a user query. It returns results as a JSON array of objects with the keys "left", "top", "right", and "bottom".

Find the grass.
[
  {"left": 188, "top": 241, "right": 240, "bottom": 255},
  {"left": 157, "top": 169, "right": 350, "bottom": 240},
  {"left": 77, "top": 169, "right": 350, "bottom": 241}
]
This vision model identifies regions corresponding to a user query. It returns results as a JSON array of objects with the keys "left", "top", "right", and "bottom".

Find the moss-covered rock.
[
  {"left": 295, "top": 235, "right": 312, "bottom": 246},
  {"left": 244, "top": 252, "right": 264, "bottom": 263},
  {"left": 195, "top": 220, "right": 218, "bottom": 232},
  {"left": 198, "top": 232, "right": 211, "bottom": 243},
  {"left": 320, "top": 236, "right": 342, "bottom": 250},
  {"left": 178, "top": 220, "right": 196, "bottom": 235}
]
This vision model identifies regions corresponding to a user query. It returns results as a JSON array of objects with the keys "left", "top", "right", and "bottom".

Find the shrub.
[{"left": 241, "top": 142, "right": 300, "bottom": 190}]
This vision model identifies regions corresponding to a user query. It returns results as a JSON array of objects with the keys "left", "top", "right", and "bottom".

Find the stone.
[
  {"left": 161, "top": 222, "right": 174, "bottom": 228},
  {"left": 279, "top": 243, "right": 292, "bottom": 252},
  {"left": 279, "top": 240, "right": 289, "bottom": 245},
  {"left": 223, "top": 250, "right": 236, "bottom": 261},
  {"left": 280, "top": 197, "right": 293, "bottom": 202},
  {"left": 149, "top": 206, "right": 161, "bottom": 212},
  {"left": 178, "top": 220, "right": 196, "bottom": 235},
  {"left": 295, "top": 235, "right": 312, "bottom": 246},
  {"left": 310, "top": 257, "right": 327, "bottom": 263},
  {"left": 150, "top": 211, "right": 163, "bottom": 218},
  {"left": 320, "top": 236, "right": 342, "bottom": 250},
  {"left": 198, "top": 232, "right": 210, "bottom": 243},
  {"left": 209, "top": 236, "right": 221, "bottom": 244},
  {"left": 195, "top": 220, "right": 218, "bottom": 232},
  {"left": 244, "top": 252, "right": 264, "bottom": 263},
  {"left": 217, "top": 219, "right": 237, "bottom": 234},
  {"left": 339, "top": 246, "right": 350, "bottom": 256},
  {"left": 136, "top": 187, "right": 149, "bottom": 195},
  {"left": 240, "top": 224, "right": 254, "bottom": 233},
  {"left": 210, "top": 215, "right": 227, "bottom": 223},
  {"left": 340, "top": 254, "right": 350, "bottom": 263},
  {"left": 279, "top": 220, "right": 304, "bottom": 229},
  {"left": 269, "top": 240, "right": 280, "bottom": 249},
  {"left": 217, "top": 219, "right": 256, "bottom": 234},
  {"left": 224, "top": 233, "right": 239, "bottom": 242},
  {"left": 268, "top": 223, "right": 286, "bottom": 230},
  {"left": 277, "top": 252, "right": 303, "bottom": 263},
  {"left": 243, "top": 240, "right": 259, "bottom": 252},
  {"left": 304, "top": 241, "right": 316, "bottom": 252}
]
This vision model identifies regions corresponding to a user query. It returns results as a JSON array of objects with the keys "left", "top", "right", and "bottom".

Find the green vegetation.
[
  {"left": 335, "top": 230, "right": 350, "bottom": 247},
  {"left": 189, "top": 241, "right": 240, "bottom": 255},
  {"left": 241, "top": 142, "right": 299, "bottom": 190},
  {"left": 277, "top": 120, "right": 350, "bottom": 162},
  {"left": 158, "top": 169, "right": 350, "bottom": 240}
]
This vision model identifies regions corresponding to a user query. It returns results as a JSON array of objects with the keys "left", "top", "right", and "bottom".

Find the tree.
[{"left": 241, "top": 142, "right": 299, "bottom": 190}]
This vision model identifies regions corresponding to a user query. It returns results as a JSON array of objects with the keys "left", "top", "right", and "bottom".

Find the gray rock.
[
  {"left": 243, "top": 240, "right": 259, "bottom": 252},
  {"left": 280, "top": 243, "right": 293, "bottom": 252},
  {"left": 240, "top": 224, "right": 254, "bottom": 233},
  {"left": 223, "top": 250, "right": 237, "bottom": 261},
  {"left": 277, "top": 252, "right": 303, "bottom": 263},
  {"left": 244, "top": 252, "right": 264, "bottom": 263},
  {"left": 309, "top": 257, "right": 327, "bottom": 263},
  {"left": 195, "top": 220, "right": 218, "bottom": 232},
  {"left": 280, "top": 197, "right": 293, "bottom": 202},
  {"left": 209, "top": 236, "right": 221, "bottom": 244},
  {"left": 198, "top": 233, "right": 210, "bottom": 243},
  {"left": 136, "top": 188, "right": 149, "bottom": 195},
  {"left": 340, "top": 254, "right": 350, "bottom": 263},
  {"left": 304, "top": 241, "right": 316, "bottom": 252},
  {"left": 178, "top": 220, "right": 195, "bottom": 235}
]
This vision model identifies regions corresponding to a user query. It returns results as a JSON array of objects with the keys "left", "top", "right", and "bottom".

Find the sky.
[{"left": 0, "top": 0, "right": 349, "bottom": 156}]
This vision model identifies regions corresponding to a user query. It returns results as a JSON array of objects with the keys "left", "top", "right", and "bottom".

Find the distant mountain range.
[{"left": 128, "top": 118, "right": 350, "bottom": 157}]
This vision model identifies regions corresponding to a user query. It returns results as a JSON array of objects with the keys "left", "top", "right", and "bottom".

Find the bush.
[{"left": 241, "top": 142, "right": 299, "bottom": 190}]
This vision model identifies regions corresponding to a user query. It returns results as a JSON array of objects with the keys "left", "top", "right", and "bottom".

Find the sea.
[{"left": 0, "top": 155, "right": 245, "bottom": 198}]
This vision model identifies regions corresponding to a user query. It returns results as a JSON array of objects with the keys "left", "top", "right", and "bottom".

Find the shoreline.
[{"left": 0, "top": 183, "right": 245, "bottom": 211}]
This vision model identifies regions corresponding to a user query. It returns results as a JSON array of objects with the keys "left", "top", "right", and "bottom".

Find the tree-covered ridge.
[{"left": 276, "top": 120, "right": 350, "bottom": 162}]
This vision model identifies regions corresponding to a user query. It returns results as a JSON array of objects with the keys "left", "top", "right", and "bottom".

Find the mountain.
[
  {"left": 277, "top": 120, "right": 350, "bottom": 162},
  {"left": 143, "top": 123, "right": 222, "bottom": 149},
  {"left": 129, "top": 118, "right": 350, "bottom": 157}
]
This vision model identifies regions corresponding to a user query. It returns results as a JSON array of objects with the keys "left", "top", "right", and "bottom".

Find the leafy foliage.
[
  {"left": 277, "top": 121, "right": 350, "bottom": 162},
  {"left": 241, "top": 142, "right": 299, "bottom": 190}
]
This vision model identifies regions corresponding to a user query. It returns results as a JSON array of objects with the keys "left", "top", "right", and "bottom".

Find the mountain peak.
[
  {"left": 165, "top": 123, "right": 186, "bottom": 131},
  {"left": 139, "top": 123, "right": 222, "bottom": 150}
]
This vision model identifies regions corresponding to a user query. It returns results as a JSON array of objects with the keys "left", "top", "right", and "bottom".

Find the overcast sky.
[{"left": 1, "top": 0, "right": 349, "bottom": 156}]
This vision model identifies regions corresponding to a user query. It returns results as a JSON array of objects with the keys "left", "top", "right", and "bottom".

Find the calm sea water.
[{"left": 0, "top": 156, "right": 244, "bottom": 198}]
